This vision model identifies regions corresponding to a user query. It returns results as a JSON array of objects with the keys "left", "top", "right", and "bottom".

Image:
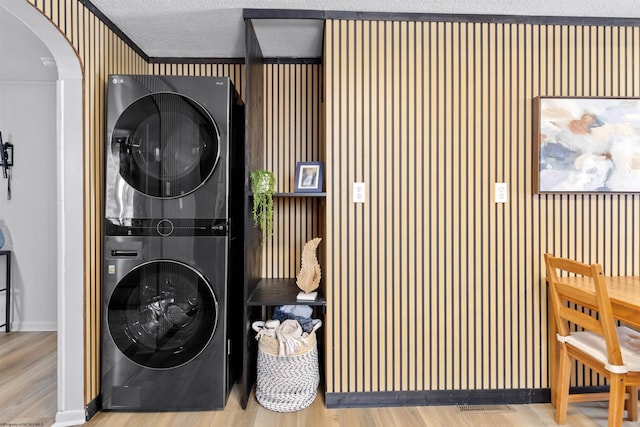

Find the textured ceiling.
[{"left": 88, "top": 0, "right": 640, "bottom": 59}]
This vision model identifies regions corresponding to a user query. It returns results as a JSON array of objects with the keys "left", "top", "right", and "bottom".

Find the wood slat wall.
[
  {"left": 262, "top": 64, "right": 323, "bottom": 278},
  {"left": 324, "top": 19, "right": 640, "bottom": 395}
]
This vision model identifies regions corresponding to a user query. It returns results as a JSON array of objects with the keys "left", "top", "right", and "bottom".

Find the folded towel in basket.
[
  {"left": 275, "top": 319, "right": 306, "bottom": 355},
  {"left": 273, "top": 306, "right": 314, "bottom": 333},
  {"left": 253, "top": 318, "right": 320, "bottom": 356}
]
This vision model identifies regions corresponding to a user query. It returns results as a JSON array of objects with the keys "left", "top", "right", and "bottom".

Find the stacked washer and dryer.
[{"left": 102, "top": 75, "right": 244, "bottom": 411}]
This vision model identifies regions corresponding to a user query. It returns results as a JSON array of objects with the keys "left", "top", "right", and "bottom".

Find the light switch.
[
  {"left": 495, "top": 182, "right": 507, "bottom": 203},
  {"left": 353, "top": 182, "right": 365, "bottom": 203}
]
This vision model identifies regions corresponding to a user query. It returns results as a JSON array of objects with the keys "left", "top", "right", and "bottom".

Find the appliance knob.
[{"left": 156, "top": 219, "right": 174, "bottom": 236}]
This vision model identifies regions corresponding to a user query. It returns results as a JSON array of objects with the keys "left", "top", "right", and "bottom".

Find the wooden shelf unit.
[{"left": 247, "top": 278, "right": 327, "bottom": 307}]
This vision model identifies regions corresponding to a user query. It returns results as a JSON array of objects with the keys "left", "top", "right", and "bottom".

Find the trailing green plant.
[{"left": 250, "top": 169, "right": 276, "bottom": 244}]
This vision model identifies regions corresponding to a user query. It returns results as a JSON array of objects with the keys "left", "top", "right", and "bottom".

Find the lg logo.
[{"left": 112, "top": 78, "right": 124, "bottom": 84}]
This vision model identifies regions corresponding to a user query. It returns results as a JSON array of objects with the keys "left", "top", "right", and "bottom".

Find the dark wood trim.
[
  {"left": 85, "top": 394, "right": 101, "bottom": 421},
  {"left": 240, "top": 18, "right": 265, "bottom": 411},
  {"left": 148, "top": 57, "right": 246, "bottom": 64},
  {"left": 148, "top": 57, "right": 322, "bottom": 65},
  {"left": 273, "top": 192, "right": 326, "bottom": 197},
  {"left": 243, "top": 9, "right": 325, "bottom": 20},
  {"left": 322, "top": 11, "right": 640, "bottom": 27},
  {"left": 325, "top": 387, "right": 616, "bottom": 408},
  {"left": 245, "top": 8, "right": 640, "bottom": 27},
  {"left": 326, "top": 388, "right": 553, "bottom": 408},
  {"left": 263, "top": 57, "right": 322, "bottom": 64},
  {"left": 148, "top": 57, "right": 321, "bottom": 65},
  {"left": 77, "top": 0, "right": 149, "bottom": 61}
]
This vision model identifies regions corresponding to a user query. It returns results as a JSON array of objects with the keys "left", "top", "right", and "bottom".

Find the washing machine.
[
  {"left": 105, "top": 75, "right": 242, "bottom": 229},
  {"left": 102, "top": 75, "right": 244, "bottom": 411},
  {"left": 102, "top": 234, "right": 232, "bottom": 411}
]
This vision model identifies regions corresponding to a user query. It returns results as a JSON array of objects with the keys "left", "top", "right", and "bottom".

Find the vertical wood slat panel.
[
  {"left": 324, "top": 19, "right": 335, "bottom": 394},
  {"left": 324, "top": 19, "right": 640, "bottom": 395},
  {"left": 258, "top": 64, "right": 323, "bottom": 280},
  {"left": 361, "top": 20, "right": 373, "bottom": 392}
]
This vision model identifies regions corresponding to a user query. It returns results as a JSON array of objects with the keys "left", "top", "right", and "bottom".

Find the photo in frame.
[
  {"left": 533, "top": 96, "right": 640, "bottom": 193},
  {"left": 294, "top": 161, "right": 323, "bottom": 193}
]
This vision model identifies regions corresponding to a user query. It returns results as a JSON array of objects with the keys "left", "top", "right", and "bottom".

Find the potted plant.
[{"left": 250, "top": 169, "right": 276, "bottom": 244}]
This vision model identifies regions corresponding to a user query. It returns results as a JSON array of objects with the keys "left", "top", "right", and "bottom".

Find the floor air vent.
[{"left": 456, "top": 404, "right": 514, "bottom": 413}]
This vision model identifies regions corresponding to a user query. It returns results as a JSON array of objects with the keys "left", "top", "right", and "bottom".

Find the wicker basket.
[{"left": 252, "top": 319, "right": 322, "bottom": 412}]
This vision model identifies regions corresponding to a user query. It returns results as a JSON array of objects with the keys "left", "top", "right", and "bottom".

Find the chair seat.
[{"left": 561, "top": 326, "right": 640, "bottom": 373}]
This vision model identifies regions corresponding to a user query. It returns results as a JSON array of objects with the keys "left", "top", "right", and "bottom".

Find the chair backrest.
[{"left": 544, "top": 253, "right": 623, "bottom": 367}]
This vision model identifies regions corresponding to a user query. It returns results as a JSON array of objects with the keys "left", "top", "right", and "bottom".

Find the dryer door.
[
  {"left": 107, "top": 260, "right": 218, "bottom": 369},
  {"left": 111, "top": 92, "right": 220, "bottom": 198}
]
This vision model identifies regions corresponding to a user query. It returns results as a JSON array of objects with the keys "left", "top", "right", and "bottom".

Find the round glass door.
[
  {"left": 107, "top": 260, "right": 218, "bottom": 369},
  {"left": 111, "top": 92, "right": 220, "bottom": 198}
]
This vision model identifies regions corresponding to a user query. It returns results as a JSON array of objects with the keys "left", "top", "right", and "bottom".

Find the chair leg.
[
  {"left": 626, "top": 385, "right": 638, "bottom": 421},
  {"left": 608, "top": 375, "right": 626, "bottom": 427},
  {"left": 555, "top": 345, "right": 572, "bottom": 425}
]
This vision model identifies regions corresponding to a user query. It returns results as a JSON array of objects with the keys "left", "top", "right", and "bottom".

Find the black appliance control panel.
[{"left": 105, "top": 218, "right": 228, "bottom": 236}]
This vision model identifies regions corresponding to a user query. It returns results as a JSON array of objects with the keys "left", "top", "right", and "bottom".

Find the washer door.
[
  {"left": 111, "top": 92, "right": 220, "bottom": 198},
  {"left": 108, "top": 260, "right": 218, "bottom": 369}
]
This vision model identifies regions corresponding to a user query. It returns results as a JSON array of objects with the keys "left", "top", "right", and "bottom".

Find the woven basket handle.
[
  {"left": 252, "top": 320, "right": 280, "bottom": 332},
  {"left": 253, "top": 319, "right": 322, "bottom": 333},
  {"left": 251, "top": 321, "right": 265, "bottom": 332},
  {"left": 310, "top": 319, "right": 322, "bottom": 333}
]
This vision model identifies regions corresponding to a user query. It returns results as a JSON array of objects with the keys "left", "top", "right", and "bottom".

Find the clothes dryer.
[
  {"left": 101, "top": 234, "right": 233, "bottom": 411},
  {"left": 102, "top": 75, "right": 244, "bottom": 411},
  {"left": 105, "top": 75, "right": 242, "bottom": 230}
]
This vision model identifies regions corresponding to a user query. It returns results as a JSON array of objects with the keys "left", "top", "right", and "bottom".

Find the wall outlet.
[
  {"left": 353, "top": 182, "right": 365, "bottom": 203},
  {"left": 495, "top": 182, "right": 507, "bottom": 203}
]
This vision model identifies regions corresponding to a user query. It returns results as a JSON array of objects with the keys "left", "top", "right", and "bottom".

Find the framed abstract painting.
[{"left": 533, "top": 97, "right": 640, "bottom": 193}]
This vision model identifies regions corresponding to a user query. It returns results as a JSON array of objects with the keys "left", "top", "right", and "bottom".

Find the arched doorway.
[{"left": 0, "top": 1, "right": 84, "bottom": 426}]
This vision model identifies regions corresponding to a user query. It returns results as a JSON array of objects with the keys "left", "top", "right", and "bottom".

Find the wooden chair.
[{"left": 544, "top": 253, "right": 640, "bottom": 426}]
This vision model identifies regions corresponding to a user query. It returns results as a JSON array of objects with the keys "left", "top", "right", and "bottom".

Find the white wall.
[
  {"left": 0, "top": 3, "right": 59, "bottom": 331},
  {"left": 0, "top": 81, "right": 57, "bottom": 330},
  {"left": 0, "top": 6, "right": 58, "bottom": 81},
  {"left": 1, "top": 2, "right": 84, "bottom": 423}
]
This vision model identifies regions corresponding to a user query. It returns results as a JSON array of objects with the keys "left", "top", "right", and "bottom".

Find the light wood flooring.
[
  {"left": 0, "top": 331, "right": 57, "bottom": 426},
  {"left": 2, "top": 332, "right": 639, "bottom": 426}
]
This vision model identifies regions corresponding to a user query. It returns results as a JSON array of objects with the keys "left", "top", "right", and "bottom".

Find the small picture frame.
[{"left": 294, "top": 161, "right": 323, "bottom": 192}]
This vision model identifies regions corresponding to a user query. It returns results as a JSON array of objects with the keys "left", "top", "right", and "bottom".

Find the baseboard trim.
[
  {"left": 85, "top": 394, "right": 101, "bottom": 421},
  {"left": 11, "top": 321, "right": 57, "bottom": 331},
  {"left": 325, "top": 388, "right": 551, "bottom": 408},
  {"left": 53, "top": 409, "right": 86, "bottom": 427}
]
